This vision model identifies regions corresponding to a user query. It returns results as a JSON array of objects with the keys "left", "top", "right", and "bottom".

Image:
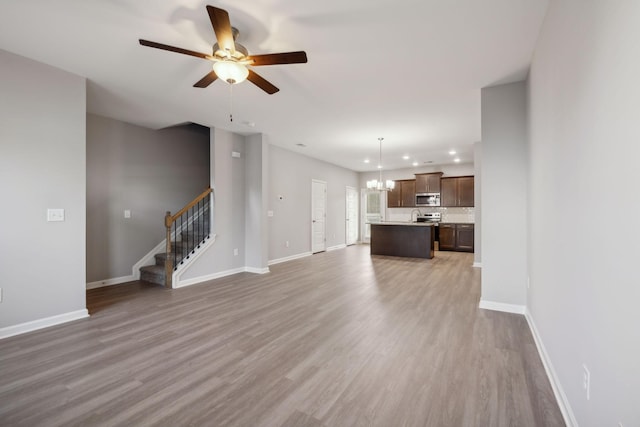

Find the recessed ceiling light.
[
  {"left": 412, "top": 161, "right": 418, "bottom": 167},
  {"left": 377, "top": 164, "right": 382, "bottom": 169},
  {"left": 449, "top": 150, "right": 456, "bottom": 155},
  {"left": 296, "top": 143, "right": 307, "bottom": 147},
  {"left": 364, "top": 159, "right": 370, "bottom": 164},
  {"left": 402, "top": 155, "right": 410, "bottom": 160},
  {"left": 454, "top": 158, "right": 461, "bottom": 163}
]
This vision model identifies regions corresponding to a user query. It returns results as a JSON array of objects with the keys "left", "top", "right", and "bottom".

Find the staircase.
[{"left": 139, "top": 188, "right": 212, "bottom": 288}]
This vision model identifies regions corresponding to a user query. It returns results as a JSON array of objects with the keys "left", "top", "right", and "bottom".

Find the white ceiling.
[{"left": 0, "top": 0, "right": 548, "bottom": 172}]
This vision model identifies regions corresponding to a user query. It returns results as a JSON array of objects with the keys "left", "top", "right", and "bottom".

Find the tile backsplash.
[{"left": 387, "top": 207, "right": 475, "bottom": 223}]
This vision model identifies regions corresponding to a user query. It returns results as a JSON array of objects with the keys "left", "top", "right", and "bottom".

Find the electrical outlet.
[
  {"left": 47, "top": 208, "right": 65, "bottom": 222},
  {"left": 233, "top": 248, "right": 238, "bottom": 256},
  {"left": 124, "top": 209, "right": 131, "bottom": 218},
  {"left": 582, "top": 364, "right": 591, "bottom": 400},
  {"left": 285, "top": 241, "right": 290, "bottom": 248}
]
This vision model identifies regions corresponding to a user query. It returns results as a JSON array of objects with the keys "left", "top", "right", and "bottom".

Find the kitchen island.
[{"left": 370, "top": 222, "right": 435, "bottom": 259}]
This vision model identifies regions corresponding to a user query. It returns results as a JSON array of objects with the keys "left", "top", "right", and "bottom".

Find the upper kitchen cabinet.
[
  {"left": 387, "top": 184, "right": 401, "bottom": 207},
  {"left": 415, "top": 172, "right": 443, "bottom": 193},
  {"left": 441, "top": 176, "right": 474, "bottom": 207},
  {"left": 387, "top": 179, "right": 416, "bottom": 208}
]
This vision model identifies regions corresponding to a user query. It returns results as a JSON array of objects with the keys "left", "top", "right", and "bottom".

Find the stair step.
[
  {"left": 139, "top": 233, "right": 211, "bottom": 287},
  {"left": 140, "top": 265, "right": 165, "bottom": 286}
]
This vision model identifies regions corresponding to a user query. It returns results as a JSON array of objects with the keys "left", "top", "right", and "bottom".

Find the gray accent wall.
[
  {"left": 0, "top": 49, "right": 87, "bottom": 328},
  {"left": 528, "top": 1, "right": 640, "bottom": 425},
  {"left": 86, "top": 114, "right": 210, "bottom": 283},
  {"left": 480, "top": 82, "right": 528, "bottom": 307},
  {"left": 269, "top": 145, "right": 360, "bottom": 261}
]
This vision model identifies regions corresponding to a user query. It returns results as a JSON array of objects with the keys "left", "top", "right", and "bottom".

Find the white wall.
[
  {"left": 480, "top": 81, "right": 528, "bottom": 310},
  {"left": 179, "top": 128, "right": 247, "bottom": 280},
  {"left": 528, "top": 1, "right": 640, "bottom": 426},
  {"left": 269, "top": 145, "right": 359, "bottom": 261},
  {"left": 86, "top": 114, "right": 210, "bottom": 283},
  {"left": 0, "top": 50, "right": 87, "bottom": 332},
  {"left": 473, "top": 141, "right": 482, "bottom": 265},
  {"left": 244, "top": 134, "right": 269, "bottom": 271}
]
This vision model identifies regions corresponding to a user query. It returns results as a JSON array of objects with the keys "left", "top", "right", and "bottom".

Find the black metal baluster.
[{"left": 173, "top": 222, "right": 177, "bottom": 270}]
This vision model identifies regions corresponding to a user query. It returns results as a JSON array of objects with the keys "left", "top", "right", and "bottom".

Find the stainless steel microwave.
[{"left": 416, "top": 193, "right": 440, "bottom": 206}]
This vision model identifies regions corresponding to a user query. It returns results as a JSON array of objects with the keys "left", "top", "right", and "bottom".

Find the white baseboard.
[
  {"left": 268, "top": 252, "right": 312, "bottom": 266},
  {"left": 0, "top": 309, "right": 89, "bottom": 340},
  {"left": 245, "top": 266, "right": 270, "bottom": 274},
  {"left": 86, "top": 275, "right": 136, "bottom": 290},
  {"left": 478, "top": 299, "right": 526, "bottom": 314},
  {"left": 174, "top": 267, "right": 247, "bottom": 288},
  {"left": 525, "top": 308, "right": 577, "bottom": 427},
  {"left": 327, "top": 244, "right": 347, "bottom": 252},
  {"left": 472, "top": 262, "right": 482, "bottom": 268}
]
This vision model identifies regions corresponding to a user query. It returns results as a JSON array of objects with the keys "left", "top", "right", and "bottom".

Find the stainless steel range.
[{"left": 416, "top": 212, "right": 441, "bottom": 223}]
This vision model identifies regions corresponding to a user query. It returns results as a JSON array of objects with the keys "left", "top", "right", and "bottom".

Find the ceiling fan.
[{"left": 139, "top": 5, "right": 308, "bottom": 94}]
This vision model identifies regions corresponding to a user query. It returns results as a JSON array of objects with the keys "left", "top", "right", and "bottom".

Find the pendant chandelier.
[{"left": 366, "top": 137, "right": 395, "bottom": 191}]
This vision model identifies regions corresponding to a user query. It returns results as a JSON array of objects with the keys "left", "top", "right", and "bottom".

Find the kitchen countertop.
[{"left": 368, "top": 221, "right": 435, "bottom": 227}]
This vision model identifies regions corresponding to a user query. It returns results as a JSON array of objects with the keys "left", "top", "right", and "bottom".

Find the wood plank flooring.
[{"left": 0, "top": 245, "right": 565, "bottom": 426}]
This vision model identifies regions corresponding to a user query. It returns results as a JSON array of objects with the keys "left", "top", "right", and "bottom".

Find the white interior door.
[
  {"left": 346, "top": 186, "right": 358, "bottom": 245},
  {"left": 312, "top": 180, "right": 327, "bottom": 253},
  {"left": 361, "top": 189, "right": 385, "bottom": 243}
]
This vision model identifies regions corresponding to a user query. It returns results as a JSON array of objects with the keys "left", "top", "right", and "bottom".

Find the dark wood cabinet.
[
  {"left": 440, "top": 178, "right": 457, "bottom": 207},
  {"left": 441, "top": 176, "right": 474, "bottom": 207},
  {"left": 387, "top": 179, "right": 416, "bottom": 208},
  {"left": 401, "top": 180, "right": 415, "bottom": 207},
  {"left": 455, "top": 224, "right": 475, "bottom": 252},
  {"left": 458, "top": 177, "right": 474, "bottom": 207},
  {"left": 415, "top": 173, "right": 443, "bottom": 193},
  {"left": 438, "top": 223, "right": 456, "bottom": 250},
  {"left": 387, "top": 184, "right": 401, "bottom": 208},
  {"left": 438, "top": 223, "right": 474, "bottom": 252}
]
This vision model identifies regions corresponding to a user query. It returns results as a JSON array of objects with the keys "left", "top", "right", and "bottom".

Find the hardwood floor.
[{"left": 0, "top": 245, "right": 564, "bottom": 426}]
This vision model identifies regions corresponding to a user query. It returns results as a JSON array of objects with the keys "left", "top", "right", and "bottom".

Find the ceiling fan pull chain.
[{"left": 229, "top": 84, "right": 233, "bottom": 122}]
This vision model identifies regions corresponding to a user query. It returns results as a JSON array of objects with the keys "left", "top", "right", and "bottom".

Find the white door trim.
[{"left": 346, "top": 186, "right": 358, "bottom": 245}]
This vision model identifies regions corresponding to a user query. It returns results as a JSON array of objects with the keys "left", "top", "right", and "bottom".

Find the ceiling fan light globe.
[{"left": 213, "top": 61, "right": 249, "bottom": 84}]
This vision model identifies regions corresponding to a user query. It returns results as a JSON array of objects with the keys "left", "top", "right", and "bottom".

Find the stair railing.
[{"left": 164, "top": 187, "right": 212, "bottom": 288}]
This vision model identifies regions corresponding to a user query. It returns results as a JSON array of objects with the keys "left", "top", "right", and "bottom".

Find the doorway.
[
  {"left": 311, "top": 179, "right": 327, "bottom": 253},
  {"left": 361, "top": 189, "right": 385, "bottom": 243},
  {"left": 346, "top": 186, "right": 358, "bottom": 245}
]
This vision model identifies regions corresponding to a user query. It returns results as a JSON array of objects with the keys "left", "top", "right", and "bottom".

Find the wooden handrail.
[
  {"left": 164, "top": 186, "right": 212, "bottom": 289},
  {"left": 170, "top": 187, "right": 212, "bottom": 223}
]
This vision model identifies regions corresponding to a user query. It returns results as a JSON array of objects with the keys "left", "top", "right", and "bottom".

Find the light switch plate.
[
  {"left": 267, "top": 210, "right": 274, "bottom": 217},
  {"left": 47, "top": 209, "right": 65, "bottom": 222},
  {"left": 124, "top": 210, "right": 131, "bottom": 218}
]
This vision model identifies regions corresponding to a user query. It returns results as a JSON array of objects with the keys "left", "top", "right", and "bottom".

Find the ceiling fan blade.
[
  {"left": 193, "top": 71, "right": 218, "bottom": 88},
  {"left": 206, "top": 6, "right": 235, "bottom": 55},
  {"left": 247, "top": 51, "right": 308, "bottom": 66},
  {"left": 247, "top": 70, "right": 279, "bottom": 94},
  {"left": 139, "top": 39, "right": 213, "bottom": 60}
]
